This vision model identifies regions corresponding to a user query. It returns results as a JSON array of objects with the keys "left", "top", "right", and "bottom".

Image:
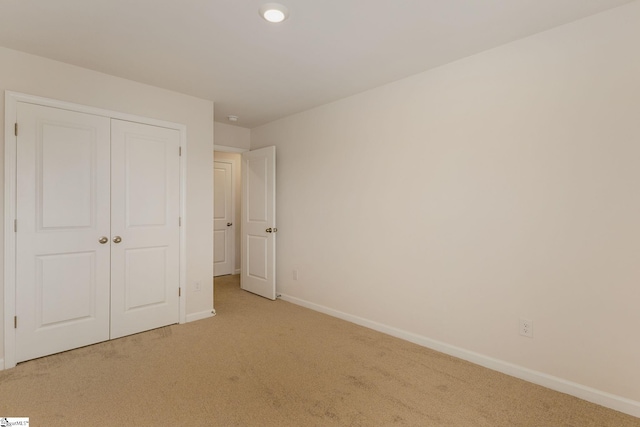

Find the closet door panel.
[
  {"left": 110, "top": 120, "right": 180, "bottom": 339},
  {"left": 15, "top": 102, "right": 111, "bottom": 362}
]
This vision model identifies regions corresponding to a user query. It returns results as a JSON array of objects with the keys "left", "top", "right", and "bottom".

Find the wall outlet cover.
[{"left": 519, "top": 318, "right": 533, "bottom": 338}]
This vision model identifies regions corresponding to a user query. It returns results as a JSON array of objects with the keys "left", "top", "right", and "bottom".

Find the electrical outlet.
[
  {"left": 194, "top": 281, "right": 201, "bottom": 292},
  {"left": 519, "top": 318, "right": 533, "bottom": 338},
  {"left": 292, "top": 269, "right": 299, "bottom": 281}
]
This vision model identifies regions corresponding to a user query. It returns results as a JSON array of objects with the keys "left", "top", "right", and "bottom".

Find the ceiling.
[{"left": 0, "top": 0, "right": 634, "bottom": 128}]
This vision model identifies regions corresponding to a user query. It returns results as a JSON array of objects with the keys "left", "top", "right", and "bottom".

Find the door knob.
[
  {"left": 99, "top": 236, "right": 108, "bottom": 244},
  {"left": 113, "top": 236, "right": 122, "bottom": 243},
  {"left": 227, "top": 223, "right": 233, "bottom": 226},
  {"left": 266, "top": 228, "right": 272, "bottom": 233}
]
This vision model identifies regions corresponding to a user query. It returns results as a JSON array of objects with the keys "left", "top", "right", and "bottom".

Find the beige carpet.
[{"left": 1, "top": 274, "right": 638, "bottom": 426}]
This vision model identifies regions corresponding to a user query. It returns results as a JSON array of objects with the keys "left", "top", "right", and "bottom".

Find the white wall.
[
  {"left": 251, "top": 1, "right": 640, "bottom": 414},
  {"left": 214, "top": 121, "right": 250, "bottom": 151},
  {"left": 0, "top": 47, "right": 215, "bottom": 361}
]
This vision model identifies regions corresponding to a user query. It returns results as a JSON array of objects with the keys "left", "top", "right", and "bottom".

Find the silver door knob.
[
  {"left": 227, "top": 223, "right": 233, "bottom": 226},
  {"left": 113, "top": 236, "right": 122, "bottom": 243},
  {"left": 99, "top": 236, "right": 108, "bottom": 244},
  {"left": 266, "top": 228, "right": 272, "bottom": 233}
]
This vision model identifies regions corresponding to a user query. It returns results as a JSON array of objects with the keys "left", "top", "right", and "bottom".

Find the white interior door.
[
  {"left": 213, "top": 160, "right": 234, "bottom": 276},
  {"left": 241, "top": 146, "right": 276, "bottom": 300},
  {"left": 110, "top": 120, "right": 181, "bottom": 339},
  {"left": 15, "top": 102, "right": 111, "bottom": 362}
]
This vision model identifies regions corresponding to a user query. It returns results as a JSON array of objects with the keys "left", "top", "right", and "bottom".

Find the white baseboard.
[
  {"left": 185, "top": 310, "right": 214, "bottom": 323},
  {"left": 279, "top": 293, "right": 640, "bottom": 419},
  {"left": 0, "top": 358, "right": 4, "bottom": 370},
  {"left": 234, "top": 268, "right": 241, "bottom": 275}
]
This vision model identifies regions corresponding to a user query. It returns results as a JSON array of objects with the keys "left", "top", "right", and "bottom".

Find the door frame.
[{"left": 3, "top": 91, "right": 188, "bottom": 369}]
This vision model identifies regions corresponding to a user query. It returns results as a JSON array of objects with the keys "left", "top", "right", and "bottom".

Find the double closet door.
[{"left": 15, "top": 102, "right": 180, "bottom": 363}]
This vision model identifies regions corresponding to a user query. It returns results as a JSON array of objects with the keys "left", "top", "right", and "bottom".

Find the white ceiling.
[{"left": 0, "top": 0, "right": 633, "bottom": 128}]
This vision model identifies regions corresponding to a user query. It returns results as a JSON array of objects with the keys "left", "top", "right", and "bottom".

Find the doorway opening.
[
  {"left": 213, "top": 147, "right": 245, "bottom": 278},
  {"left": 214, "top": 144, "right": 277, "bottom": 301}
]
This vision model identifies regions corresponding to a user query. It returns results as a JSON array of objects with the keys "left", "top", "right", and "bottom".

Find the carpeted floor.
[{"left": 0, "top": 274, "right": 638, "bottom": 426}]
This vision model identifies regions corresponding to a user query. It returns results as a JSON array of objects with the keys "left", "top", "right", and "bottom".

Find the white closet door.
[
  {"left": 110, "top": 120, "right": 181, "bottom": 339},
  {"left": 15, "top": 103, "right": 111, "bottom": 362}
]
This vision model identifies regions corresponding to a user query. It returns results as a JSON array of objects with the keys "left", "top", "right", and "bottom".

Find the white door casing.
[
  {"left": 15, "top": 103, "right": 112, "bottom": 362},
  {"left": 3, "top": 92, "right": 187, "bottom": 369},
  {"left": 241, "top": 146, "right": 276, "bottom": 300},
  {"left": 213, "top": 160, "right": 234, "bottom": 276},
  {"left": 110, "top": 120, "right": 181, "bottom": 339}
]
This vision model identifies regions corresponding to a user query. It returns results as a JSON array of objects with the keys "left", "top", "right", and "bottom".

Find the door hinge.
[
  {"left": 179, "top": 287, "right": 182, "bottom": 297},
  {"left": 14, "top": 122, "right": 18, "bottom": 136},
  {"left": 14, "top": 219, "right": 17, "bottom": 232},
  {"left": 179, "top": 147, "right": 182, "bottom": 156},
  {"left": 14, "top": 316, "right": 17, "bottom": 328}
]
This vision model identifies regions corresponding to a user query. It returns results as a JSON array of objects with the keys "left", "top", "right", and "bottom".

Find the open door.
[{"left": 241, "top": 146, "right": 276, "bottom": 300}]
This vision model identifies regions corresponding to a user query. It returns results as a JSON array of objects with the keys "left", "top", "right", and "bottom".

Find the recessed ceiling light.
[
  {"left": 259, "top": 3, "right": 289, "bottom": 23},
  {"left": 227, "top": 115, "right": 239, "bottom": 122}
]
